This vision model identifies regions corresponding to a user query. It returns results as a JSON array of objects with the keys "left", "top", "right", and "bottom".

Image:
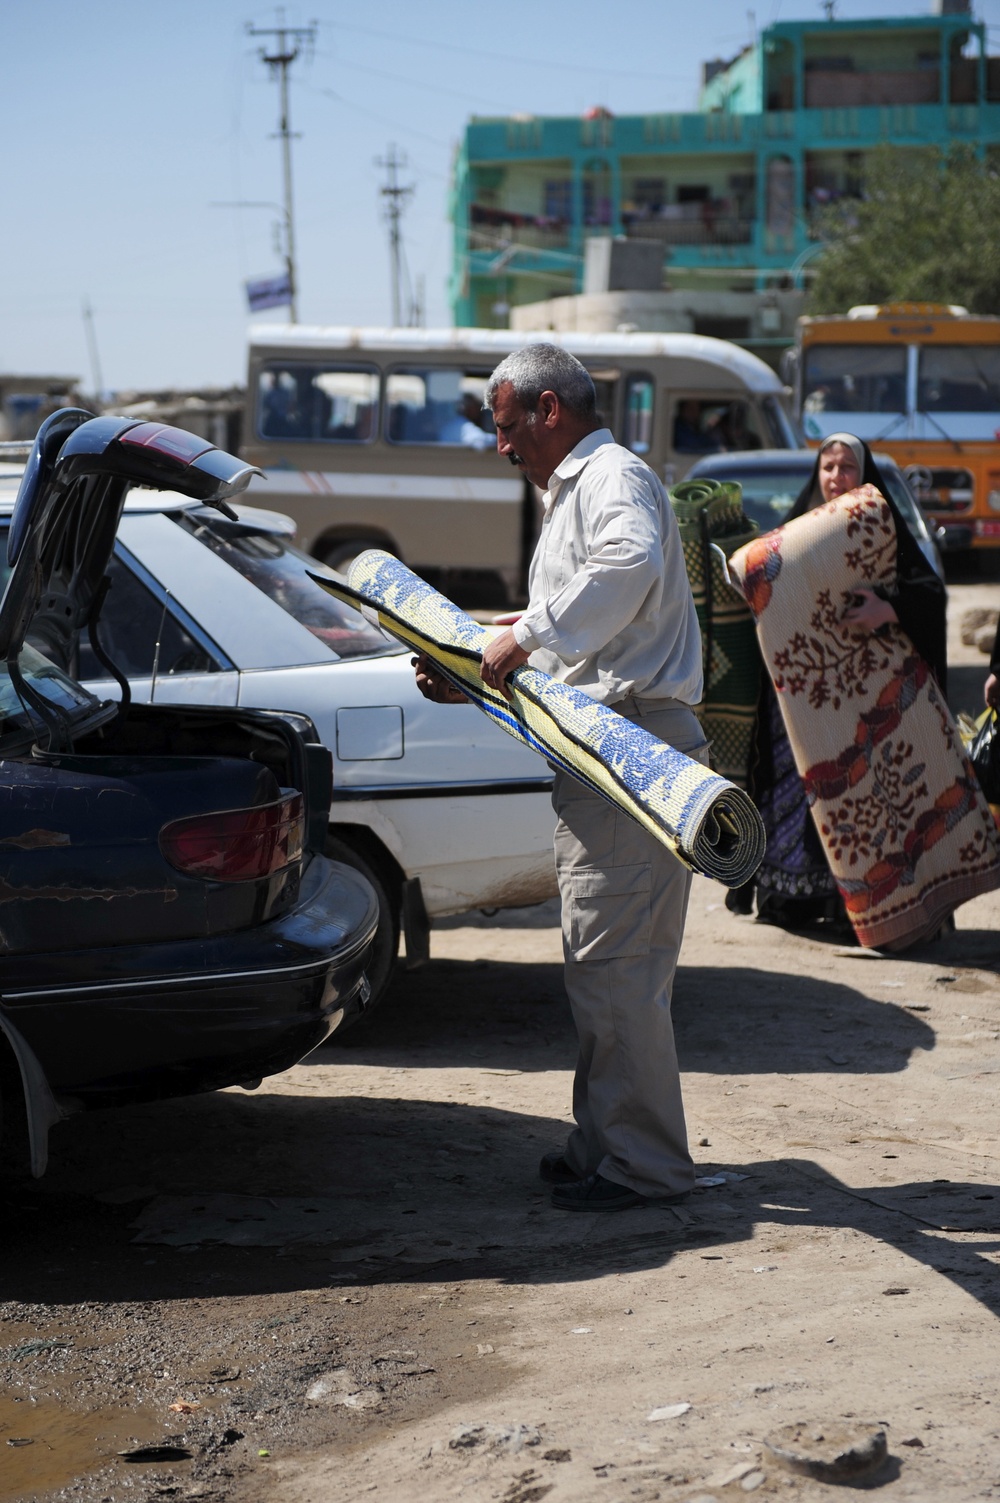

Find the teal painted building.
[{"left": 449, "top": 9, "right": 1000, "bottom": 329}]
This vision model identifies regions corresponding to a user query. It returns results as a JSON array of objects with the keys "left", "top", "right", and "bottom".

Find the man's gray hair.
[{"left": 485, "top": 343, "right": 596, "bottom": 419}]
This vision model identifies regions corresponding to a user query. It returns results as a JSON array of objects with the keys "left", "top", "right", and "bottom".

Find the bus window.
[
  {"left": 385, "top": 369, "right": 496, "bottom": 448},
  {"left": 623, "top": 374, "right": 654, "bottom": 454},
  {"left": 672, "top": 398, "right": 763, "bottom": 454},
  {"left": 762, "top": 393, "right": 801, "bottom": 448},
  {"left": 917, "top": 346, "right": 1000, "bottom": 414},
  {"left": 257, "top": 364, "right": 378, "bottom": 442},
  {"left": 802, "top": 345, "right": 906, "bottom": 415}
]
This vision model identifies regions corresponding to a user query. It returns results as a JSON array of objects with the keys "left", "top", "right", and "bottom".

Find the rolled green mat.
[
  {"left": 309, "top": 549, "right": 765, "bottom": 887},
  {"left": 670, "top": 477, "right": 761, "bottom": 791}
]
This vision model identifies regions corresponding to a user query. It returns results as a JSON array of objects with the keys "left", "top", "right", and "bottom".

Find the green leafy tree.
[{"left": 808, "top": 145, "right": 1000, "bottom": 315}]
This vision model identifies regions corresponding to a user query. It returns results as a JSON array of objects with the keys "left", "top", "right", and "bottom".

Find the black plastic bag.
[{"left": 969, "top": 709, "right": 1000, "bottom": 804}]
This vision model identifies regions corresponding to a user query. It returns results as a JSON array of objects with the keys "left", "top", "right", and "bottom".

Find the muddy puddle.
[{"left": 0, "top": 1393, "right": 171, "bottom": 1502}]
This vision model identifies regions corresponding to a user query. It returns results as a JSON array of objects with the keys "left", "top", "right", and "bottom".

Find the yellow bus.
[
  {"left": 242, "top": 325, "right": 799, "bottom": 606},
  {"left": 794, "top": 304, "right": 1000, "bottom": 554}
]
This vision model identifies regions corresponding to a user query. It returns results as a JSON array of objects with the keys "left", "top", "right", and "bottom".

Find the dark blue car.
[{"left": 0, "top": 410, "right": 378, "bottom": 1176}]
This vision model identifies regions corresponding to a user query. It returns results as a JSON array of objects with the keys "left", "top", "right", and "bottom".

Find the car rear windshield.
[
  {"left": 0, "top": 644, "right": 102, "bottom": 740},
  {"left": 174, "top": 514, "right": 391, "bottom": 659}
]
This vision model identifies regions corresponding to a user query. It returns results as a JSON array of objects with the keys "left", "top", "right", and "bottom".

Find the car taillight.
[
  {"left": 118, "top": 421, "right": 215, "bottom": 465},
  {"left": 159, "top": 793, "right": 304, "bottom": 882}
]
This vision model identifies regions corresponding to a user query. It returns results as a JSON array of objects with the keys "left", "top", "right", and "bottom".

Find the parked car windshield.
[
  {"left": 687, "top": 452, "right": 942, "bottom": 576},
  {"left": 687, "top": 464, "right": 803, "bottom": 530},
  {"left": 173, "top": 513, "right": 393, "bottom": 659}
]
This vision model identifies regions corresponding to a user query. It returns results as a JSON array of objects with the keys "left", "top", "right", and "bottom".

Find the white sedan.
[{"left": 0, "top": 474, "right": 558, "bottom": 1009}]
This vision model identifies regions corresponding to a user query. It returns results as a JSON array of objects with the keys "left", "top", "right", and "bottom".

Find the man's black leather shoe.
[
  {"left": 551, "top": 1173, "right": 691, "bottom": 1212},
  {"left": 551, "top": 1172, "right": 647, "bottom": 1211},
  {"left": 538, "top": 1152, "right": 581, "bottom": 1185}
]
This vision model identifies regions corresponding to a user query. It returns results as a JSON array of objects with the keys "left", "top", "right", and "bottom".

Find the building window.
[
  {"left": 633, "top": 178, "right": 667, "bottom": 214},
  {"left": 543, "top": 180, "right": 572, "bottom": 221},
  {"left": 765, "top": 156, "right": 796, "bottom": 241}
]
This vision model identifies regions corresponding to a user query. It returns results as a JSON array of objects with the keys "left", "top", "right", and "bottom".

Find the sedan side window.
[{"left": 76, "top": 556, "right": 219, "bottom": 680}]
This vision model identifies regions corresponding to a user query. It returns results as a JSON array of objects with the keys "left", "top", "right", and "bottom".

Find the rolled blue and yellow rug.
[{"left": 310, "top": 550, "right": 764, "bottom": 888}]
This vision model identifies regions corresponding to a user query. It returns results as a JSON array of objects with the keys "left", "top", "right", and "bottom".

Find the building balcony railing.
[
  {"left": 464, "top": 99, "right": 1000, "bottom": 164},
  {"left": 469, "top": 205, "right": 571, "bottom": 252},
  {"left": 626, "top": 215, "right": 753, "bottom": 247},
  {"left": 469, "top": 223, "right": 571, "bottom": 254}
]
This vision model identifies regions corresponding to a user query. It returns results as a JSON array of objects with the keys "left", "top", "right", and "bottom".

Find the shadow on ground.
[
  {"left": 325, "top": 956, "right": 934, "bottom": 1075},
  {"left": 5, "top": 1083, "right": 999, "bottom": 1326}
]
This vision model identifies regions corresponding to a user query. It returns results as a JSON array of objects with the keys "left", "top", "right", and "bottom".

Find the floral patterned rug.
[{"left": 728, "top": 487, "right": 1000, "bottom": 948}]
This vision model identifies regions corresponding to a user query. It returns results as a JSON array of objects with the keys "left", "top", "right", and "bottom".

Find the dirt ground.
[{"left": 2, "top": 579, "right": 999, "bottom": 1503}]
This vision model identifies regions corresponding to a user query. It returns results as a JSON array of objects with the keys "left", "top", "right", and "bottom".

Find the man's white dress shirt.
[{"left": 511, "top": 429, "right": 703, "bottom": 706}]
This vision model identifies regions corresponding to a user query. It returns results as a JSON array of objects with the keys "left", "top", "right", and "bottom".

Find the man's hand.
[
  {"left": 986, "top": 671, "right": 999, "bottom": 710},
  {"left": 413, "top": 653, "right": 467, "bottom": 704},
  {"left": 481, "top": 628, "right": 530, "bottom": 701}
]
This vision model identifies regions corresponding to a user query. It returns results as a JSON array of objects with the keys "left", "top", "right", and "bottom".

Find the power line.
[
  {"left": 316, "top": 84, "right": 453, "bottom": 155},
  {"left": 246, "top": 10, "right": 317, "bottom": 321},
  {"left": 323, "top": 18, "right": 692, "bottom": 83},
  {"left": 322, "top": 53, "right": 512, "bottom": 112}
]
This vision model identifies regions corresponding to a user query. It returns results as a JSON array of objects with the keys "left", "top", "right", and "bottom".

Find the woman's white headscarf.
[{"left": 818, "top": 431, "right": 866, "bottom": 475}]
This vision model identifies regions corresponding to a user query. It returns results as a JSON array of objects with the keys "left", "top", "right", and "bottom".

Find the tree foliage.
[{"left": 808, "top": 145, "right": 1000, "bottom": 316}]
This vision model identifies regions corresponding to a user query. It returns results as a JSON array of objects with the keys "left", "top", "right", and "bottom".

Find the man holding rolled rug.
[{"left": 415, "top": 344, "right": 705, "bottom": 1211}]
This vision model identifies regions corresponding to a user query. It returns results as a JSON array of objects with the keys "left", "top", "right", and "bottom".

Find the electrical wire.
[
  {"left": 317, "top": 52, "right": 513, "bottom": 112},
  {"left": 314, "top": 84, "right": 454, "bottom": 158},
  {"left": 316, "top": 16, "right": 692, "bottom": 83}
]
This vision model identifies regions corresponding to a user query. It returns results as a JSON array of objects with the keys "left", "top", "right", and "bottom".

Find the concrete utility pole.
[
  {"left": 377, "top": 144, "right": 414, "bottom": 328},
  {"left": 81, "top": 298, "right": 104, "bottom": 405},
  {"left": 247, "top": 9, "right": 317, "bottom": 322}
]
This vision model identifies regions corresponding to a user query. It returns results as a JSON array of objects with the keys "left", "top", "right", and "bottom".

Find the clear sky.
[{"left": 2, "top": 0, "right": 998, "bottom": 393}]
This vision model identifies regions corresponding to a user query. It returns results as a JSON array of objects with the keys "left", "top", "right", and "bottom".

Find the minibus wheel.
[{"left": 320, "top": 537, "right": 389, "bottom": 575}]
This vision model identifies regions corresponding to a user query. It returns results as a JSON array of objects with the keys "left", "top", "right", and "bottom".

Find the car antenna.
[{"left": 149, "top": 592, "right": 172, "bottom": 703}]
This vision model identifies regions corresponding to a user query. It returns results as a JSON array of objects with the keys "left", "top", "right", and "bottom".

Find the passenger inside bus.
[
  {"left": 260, "top": 370, "right": 308, "bottom": 439},
  {"left": 258, "top": 366, "right": 379, "bottom": 443},
  {"left": 672, "top": 399, "right": 762, "bottom": 453},
  {"left": 438, "top": 392, "right": 496, "bottom": 449},
  {"left": 386, "top": 369, "right": 497, "bottom": 446}
]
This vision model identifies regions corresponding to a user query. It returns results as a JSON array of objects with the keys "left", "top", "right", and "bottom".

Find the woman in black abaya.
[{"left": 732, "top": 432, "right": 947, "bottom": 932}]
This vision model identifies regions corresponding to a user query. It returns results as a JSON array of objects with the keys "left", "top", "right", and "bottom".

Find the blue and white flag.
[{"left": 246, "top": 272, "right": 292, "bottom": 313}]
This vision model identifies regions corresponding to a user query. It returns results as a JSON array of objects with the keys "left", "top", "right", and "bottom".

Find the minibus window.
[
  {"left": 623, "top": 374, "right": 654, "bottom": 454},
  {"left": 257, "top": 364, "right": 379, "bottom": 442},
  {"left": 385, "top": 369, "right": 495, "bottom": 447},
  {"left": 672, "top": 398, "right": 763, "bottom": 454}
]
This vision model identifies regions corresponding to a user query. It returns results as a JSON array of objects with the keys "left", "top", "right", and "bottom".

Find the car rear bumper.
[{"left": 0, "top": 855, "right": 378, "bottom": 1108}]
